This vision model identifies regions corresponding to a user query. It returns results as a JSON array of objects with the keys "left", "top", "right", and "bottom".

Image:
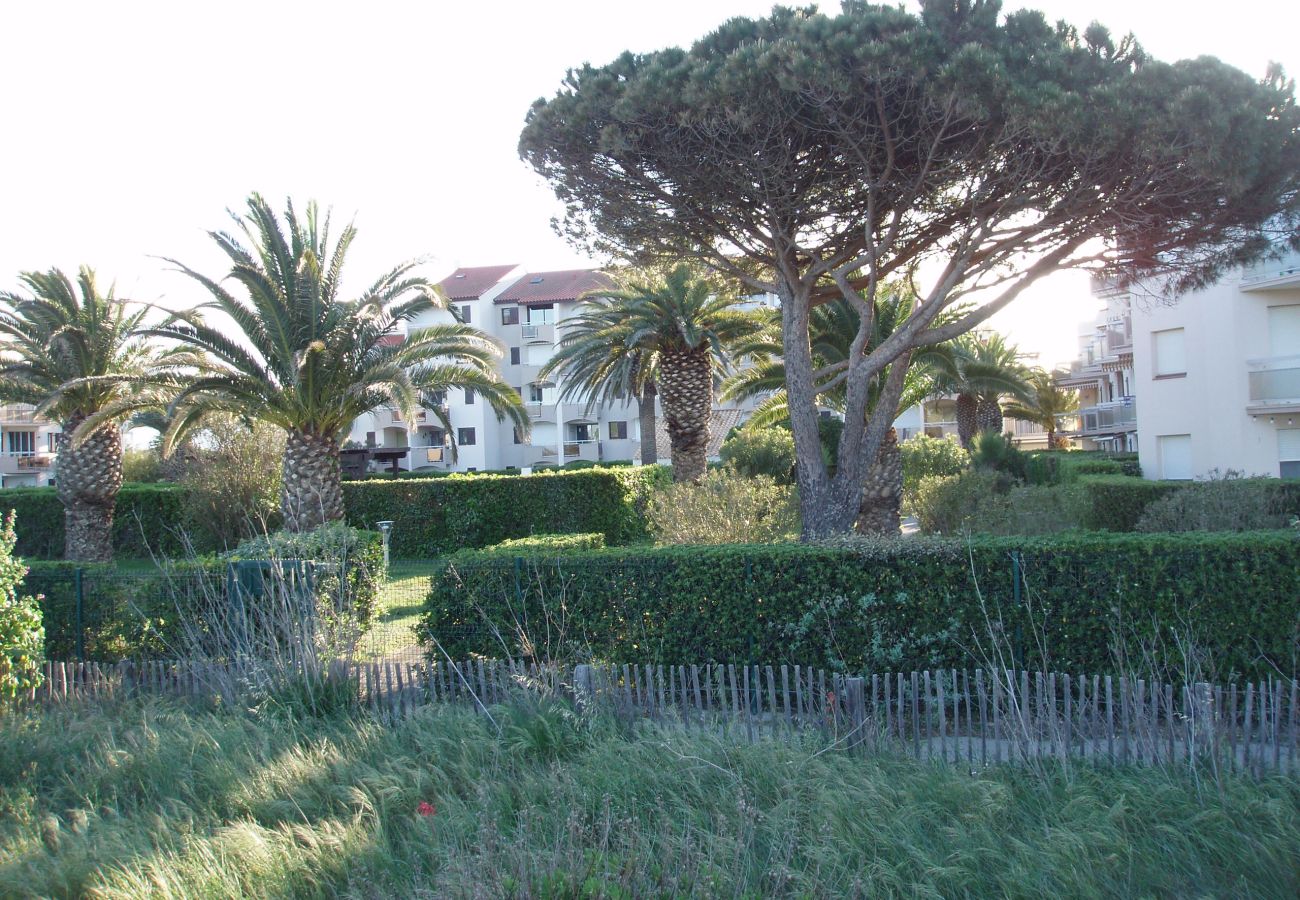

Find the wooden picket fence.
[{"left": 24, "top": 658, "right": 1300, "bottom": 776}]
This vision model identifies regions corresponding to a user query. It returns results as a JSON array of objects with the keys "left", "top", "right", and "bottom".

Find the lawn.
[
  {"left": 356, "top": 560, "right": 439, "bottom": 660},
  {"left": 2, "top": 696, "right": 1298, "bottom": 898}
]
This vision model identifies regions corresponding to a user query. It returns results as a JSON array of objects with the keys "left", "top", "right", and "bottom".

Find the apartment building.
[
  {"left": 1128, "top": 249, "right": 1300, "bottom": 480},
  {"left": 0, "top": 404, "right": 60, "bottom": 488},
  {"left": 1057, "top": 279, "right": 1138, "bottom": 453}
]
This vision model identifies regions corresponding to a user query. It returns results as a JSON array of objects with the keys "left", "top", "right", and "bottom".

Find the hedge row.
[
  {"left": 341, "top": 466, "right": 668, "bottom": 557},
  {"left": 422, "top": 533, "right": 1300, "bottom": 681},
  {"left": 4, "top": 484, "right": 200, "bottom": 559},
  {"left": 1077, "top": 475, "right": 1300, "bottom": 531}
]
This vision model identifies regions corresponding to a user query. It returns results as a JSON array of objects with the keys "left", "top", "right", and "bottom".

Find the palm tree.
[
  {"left": 0, "top": 268, "right": 184, "bottom": 561},
  {"left": 722, "top": 290, "right": 951, "bottom": 534},
  {"left": 930, "top": 333, "right": 1031, "bottom": 448},
  {"left": 1003, "top": 369, "right": 1080, "bottom": 449},
  {"left": 154, "top": 194, "right": 528, "bottom": 532},
  {"left": 538, "top": 296, "right": 658, "bottom": 464},
  {"left": 590, "top": 264, "right": 758, "bottom": 482}
]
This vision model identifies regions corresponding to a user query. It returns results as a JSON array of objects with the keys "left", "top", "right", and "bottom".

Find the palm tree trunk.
[
  {"left": 55, "top": 417, "right": 123, "bottom": 563},
  {"left": 956, "top": 393, "right": 978, "bottom": 449},
  {"left": 637, "top": 381, "right": 658, "bottom": 465},
  {"left": 658, "top": 346, "right": 712, "bottom": 482},
  {"left": 282, "top": 429, "right": 344, "bottom": 532},
  {"left": 976, "top": 395, "right": 1004, "bottom": 436},
  {"left": 855, "top": 427, "right": 902, "bottom": 536}
]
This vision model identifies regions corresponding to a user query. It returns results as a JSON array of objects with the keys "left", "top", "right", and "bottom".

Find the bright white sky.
[{"left": 2, "top": 0, "right": 1296, "bottom": 371}]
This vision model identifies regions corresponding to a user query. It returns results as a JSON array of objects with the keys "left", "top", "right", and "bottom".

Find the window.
[
  {"left": 608, "top": 421, "right": 628, "bottom": 440},
  {"left": 6, "top": 431, "right": 34, "bottom": 454},
  {"left": 528, "top": 383, "right": 545, "bottom": 403},
  {"left": 365, "top": 431, "right": 376, "bottom": 447},
  {"left": 1268, "top": 305, "right": 1300, "bottom": 357},
  {"left": 1152, "top": 328, "right": 1186, "bottom": 378},
  {"left": 457, "top": 427, "right": 476, "bottom": 446},
  {"left": 501, "top": 306, "right": 519, "bottom": 326},
  {"left": 1279, "top": 428, "right": 1300, "bottom": 479},
  {"left": 513, "top": 425, "right": 525, "bottom": 445},
  {"left": 1157, "top": 434, "right": 1192, "bottom": 480},
  {"left": 571, "top": 423, "right": 593, "bottom": 442},
  {"left": 464, "top": 388, "right": 475, "bottom": 405},
  {"left": 47, "top": 433, "right": 58, "bottom": 453},
  {"left": 510, "top": 347, "right": 520, "bottom": 365},
  {"left": 459, "top": 304, "right": 472, "bottom": 324},
  {"left": 526, "top": 304, "right": 555, "bottom": 325},
  {"left": 525, "top": 344, "right": 551, "bottom": 366}
]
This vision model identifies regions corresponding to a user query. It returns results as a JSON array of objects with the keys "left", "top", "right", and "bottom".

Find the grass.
[
  {"left": 2, "top": 696, "right": 1298, "bottom": 898},
  {"left": 356, "top": 560, "right": 439, "bottom": 659}
]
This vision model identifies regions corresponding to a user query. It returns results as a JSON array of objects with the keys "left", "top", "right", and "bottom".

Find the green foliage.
[
  {"left": 718, "top": 427, "right": 796, "bottom": 483},
  {"left": 120, "top": 449, "right": 164, "bottom": 483},
  {"left": 424, "top": 533, "right": 1300, "bottom": 680},
  {"left": 490, "top": 533, "right": 606, "bottom": 552},
  {"left": 1077, "top": 476, "right": 1184, "bottom": 531},
  {"left": 0, "top": 513, "right": 42, "bottom": 701},
  {"left": 969, "top": 431, "right": 1027, "bottom": 480},
  {"left": 1025, "top": 451, "right": 1141, "bottom": 486},
  {"left": 1135, "top": 472, "right": 1300, "bottom": 533},
  {"left": 342, "top": 466, "right": 668, "bottom": 557},
  {"left": 179, "top": 417, "right": 285, "bottom": 551},
  {"left": 6, "top": 483, "right": 204, "bottom": 559},
  {"left": 227, "top": 523, "right": 385, "bottom": 628},
  {"left": 900, "top": 434, "right": 968, "bottom": 505},
  {"left": 647, "top": 468, "right": 799, "bottom": 545}
]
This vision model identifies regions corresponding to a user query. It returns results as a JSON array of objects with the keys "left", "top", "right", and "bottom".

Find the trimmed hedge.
[
  {"left": 1076, "top": 476, "right": 1183, "bottom": 531},
  {"left": 3, "top": 483, "right": 204, "bottom": 559},
  {"left": 1024, "top": 451, "right": 1140, "bottom": 486},
  {"left": 423, "top": 533, "right": 1300, "bottom": 681},
  {"left": 342, "top": 466, "right": 668, "bottom": 557},
  {"left": 490, "top": 533, "right": 607, "bottom": 552}
]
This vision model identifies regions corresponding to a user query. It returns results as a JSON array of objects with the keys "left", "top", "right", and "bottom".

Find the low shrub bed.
[
  {"left": 489, "top": 533, "right": 606, "bottom": 552},
  {"left": 423, "top": 532, "right": 1300, "bottom": 680}
]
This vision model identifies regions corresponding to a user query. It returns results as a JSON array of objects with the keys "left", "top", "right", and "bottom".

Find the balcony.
[
  {"left": 1246, "top": 355, "right": 1300, "bottom": 413},
  {"left": 1241, "top": 250, "right": 1300, "bottom": 292},
  {"left": 0, "top": 452, "right": 54, "bottom": 475},
  {"left": 0, "top": 405, "right": 48, "bottom": 425},
  {"left": 521, "top": 323, "right": 555, "bottom": 343},
  {"left": 525, "top": 402, "right": 556, "bottom": 423},
  {"left": 1066, "top": 398, "right": 1137, "bottom": 436},
  {"left": 563, "top": 439, "right": 601, "bottom": 462},
  {"left": 1089, "top": 274, "right": 1128, "bottom": 298}
]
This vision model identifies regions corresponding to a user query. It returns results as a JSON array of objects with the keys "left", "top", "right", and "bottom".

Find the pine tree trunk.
[
  {"left": 855, "top": 427, "right": 902, "bottom": 536},
  {"left": 976, "top": 396, "right": 1004, "bottom": 436},
  {"left": 657, "top": 346, "right": 712, "bottom": 482},
  {"left": 281, "top": 429, "right": 344, "bottom": 532},
  {"left": 638, "top": 381, "right": 658, "bottom": 465},
  {"left": 956, "top": 393, "right": 978, "bottom": 449},
  {"left": 55, "top": 417, "right": 123, "bottom": 563}
]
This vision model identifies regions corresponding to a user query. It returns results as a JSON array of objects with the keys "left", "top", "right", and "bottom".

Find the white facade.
[
  {"left": 1128, "top": 249, "right": 1300, "bottom": 480},
  {"left": 0, "top": 404, "right": 61, "bottom": 488}
]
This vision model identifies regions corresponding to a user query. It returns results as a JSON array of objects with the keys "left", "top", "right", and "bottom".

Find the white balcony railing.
[
  {"left": 1071, "top": 398, "right": 1137, "bottom": 434},
  {"left": 1247, "top": 355, "right": 1300, "bottom": 407},
  {"left": 1241, "top": 249, "right": 1300, "bottom": 289}
]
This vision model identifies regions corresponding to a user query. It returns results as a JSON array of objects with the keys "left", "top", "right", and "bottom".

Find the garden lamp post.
[{"left": 376, "top": 520, "right": 394, "bottom": 570}]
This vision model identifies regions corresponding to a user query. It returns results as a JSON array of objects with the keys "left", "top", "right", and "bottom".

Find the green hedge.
[
  {"left": 1076, "top": 476, "right": 1183, "bottom": 531},
  {"left": 1024, "top": 451, "right": 1140, "bottom": 486},
  {"left": 490, "top": 533, "right": 607, "bottom": 552},
  {"left": 342, "top": 466, "right": 668, "bottom": 557},
  {"left": 423, "top": 533, "right": 1300, "bottom": 681},
  {"left": 3, "top": 484, "right": 204, "bottom": 559}
]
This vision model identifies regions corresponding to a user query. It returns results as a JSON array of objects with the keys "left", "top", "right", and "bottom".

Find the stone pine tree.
[
  {"left": 155, "top": 194, "right": 528, "bottom": 532},
  {"left": 0, "top": 268, "right": 185, "bottom": 561},
  {"left": 520, "top": 0, "right": 1300, "bottom": 538}
]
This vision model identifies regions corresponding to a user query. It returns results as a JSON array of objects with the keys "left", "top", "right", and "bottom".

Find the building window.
[
  {"left": 457, "top": 427, "right": 476, "bottom": 446},
  {"left": 1152, "top": 328, "right": 1186, "bottom": 378},
  {"left": 1268, "top": 305, "right": 1300, "bottom": 356},
  {"left": 464, "top": 388, "right": 475, "bottom": 405},
  {"left": 459, "top": 304, "right": 472, "bottom": 324},
  {"left": 1157, "top": 434, "right": 1192, "bottom": 480},
  {"left": 608, "top": 421, "right": 628, "bottom": 440},
  {"left": 528, "top": 383, "right": 545, "bottom": 403},
  {"left": 365, "top": 431, "right": 376, "bottom": 447},
  {"left": 510, "top": 347, "right": 520, "bottom": 365},
  {"left": 6, "top": 431, "right": 34, "bottom": 454},
  {"left": 526, "top": 304, "right": 555, "bottom": 325},
  {"left": 513, "top": 426, "right": 525, "bottom": 445},
  {"left": 501, "top": 306, "right": 520, "bottom": 326},
  {"left": 1279, "top": 428, "right": 1300, "bottom": 479}
]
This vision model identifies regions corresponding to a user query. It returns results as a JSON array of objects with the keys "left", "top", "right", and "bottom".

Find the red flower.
[{"left": 417, "top": 801, "right": 436, "bottom": 817}]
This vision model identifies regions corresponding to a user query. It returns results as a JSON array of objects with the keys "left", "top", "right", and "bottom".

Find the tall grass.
[{"left": 2, "top": 698, "right": 1297, "bottom": 897}]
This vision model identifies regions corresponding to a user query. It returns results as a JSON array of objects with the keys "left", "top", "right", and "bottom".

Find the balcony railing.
[
  {"left": 1247, "top": 355, "right": 1300, "bottom": 408},
  {"left": 1069, "top": 398, "right": 1137, "bottom": 435},
  {"left": 1241, "top": 249, "right": 1300, "bottom": 289}
]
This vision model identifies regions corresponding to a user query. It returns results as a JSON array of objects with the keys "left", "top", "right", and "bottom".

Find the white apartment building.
[
  {"left": 0, "top": 404, "right": 61, "bottom": 488},
  {"left": 1127, "top": 249, "right": 1300, "bottom": 480},
  {"left": 1057, "top": 279, "right": 1139, "bottom": 453}
]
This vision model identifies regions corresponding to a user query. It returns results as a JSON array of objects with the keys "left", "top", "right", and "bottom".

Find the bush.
[
  {"left": 1136, "top": 471, "right": 1300, "bottom": 532},
  {"left": 912, "top": 470, "right": 1005, "bottom": 535},
  {"left": 6, "top": 483, "right": 202, "bottom": 559},
  {"left": 423, "top": 532, "right": 1300, "bottom": 680},
  {"left": 1077, "top": 476, "right": 1184, "bottom": 531},
  {"left": 718, "top": 427, "right": 797, "bottom": 483},
  {"left": 913, "top": 471, "right": 1086, "bottom": 536},
  {"left": 1025, "top": 451, "right": 1141, "bottom": 486},
  {"left": 490, "top": 533, "right": 607, "bottom": 552},
  {"left": 969, "top": 431, "right": 1026, "bottom": 480},
  {"left": 900, "top": 434, "right": 967, "bottom": 505},
  {"left": 180, "top": 418, "right": 285, "bottom": 551},
  {"left": 342, "top": 466, "right": 668, "bottom": 556},
  {"left": 647, "top": 468, "right": 799, "bottom": 545},
  {"left": 121, "top": 448, "right": 164, "bottom": 483},
  {"left": 226, "top": 523, "right": 385, "bottom": 629},
  {"left": 0, "top": 513, "right": 43, "bottom": 701}
]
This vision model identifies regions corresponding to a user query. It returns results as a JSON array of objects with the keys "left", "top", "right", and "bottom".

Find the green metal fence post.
[{"left": 74, "top": 567, "right": 85, "bottom": 661}]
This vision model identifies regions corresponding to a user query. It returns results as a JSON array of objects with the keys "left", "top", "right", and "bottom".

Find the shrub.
[
  {"left": 490, "top": 533, "right": 606, "bottom": 552},
  {"left": 1077, "top": 476, "right": 1184, "bottom": 531},
  {"left": 121, "top": 448, "right": 164, "bottom": 483},
  {"left": 342, "top": 466, "right": 668, "bottom": 556},
  {"left": 1135, "top": 471, "right": 1299, "bottom": 533},
  {"left": 0, "top": 513, "right": 43, "bottom": 701},
  {"left": 913, "top": 473, "right": 1087, "bottom": 536},
  {"left": 718, "top": 427, "right": 797, "bottom": 483},
  {"left": 1025, "top": 451, "right": 1141, "bottom": 486},
  {"left": 6, "top": 483, "right": 202, "bottom": 559},
  {"left": 900, "top": 434, "right": 967, "bottom": 505},
  {"left": 912, "top": 470, "right": 1005, "bottom": 535},
  {"left": 969, "top": 431, "right": 1026, "bottom": 480},
  {"left": 423, "top": 532, "right": 1300, "bottom": 680},
  {"left": 180, "top": 418, "right": 285, "bottom": 551},
  {"left": 226, "top": 523, "right": 385, "bottom": 629},
  {"left": 647, "top": 468, "right": 799, "bottom": 545}
]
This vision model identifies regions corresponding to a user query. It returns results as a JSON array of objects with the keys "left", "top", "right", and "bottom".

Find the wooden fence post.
[
  {"left": 574, "top": 664, "right": 595, "bottom": 715},
  {"left": 846, "top": 677, "right": 865, "bottom": 753}
]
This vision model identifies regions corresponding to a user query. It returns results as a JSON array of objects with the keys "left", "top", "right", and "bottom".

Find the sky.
[{"left": 2, "top": 0, "right": 1297, "bottom": 370}]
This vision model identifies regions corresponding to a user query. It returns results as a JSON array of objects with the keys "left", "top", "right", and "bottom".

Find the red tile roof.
[
  {"left": 377, "top": 334, "right": 405, "bottom": 347},
  {"left": 437, "top": 265, "right": 519, "bottom": 301},
  {"left": 494, "top": 268, "right": 614, "bottom": 305}
]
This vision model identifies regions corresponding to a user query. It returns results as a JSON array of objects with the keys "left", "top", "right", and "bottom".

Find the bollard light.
[{"left": 376, "top": 520, "right": 394, "bottom": 570}]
